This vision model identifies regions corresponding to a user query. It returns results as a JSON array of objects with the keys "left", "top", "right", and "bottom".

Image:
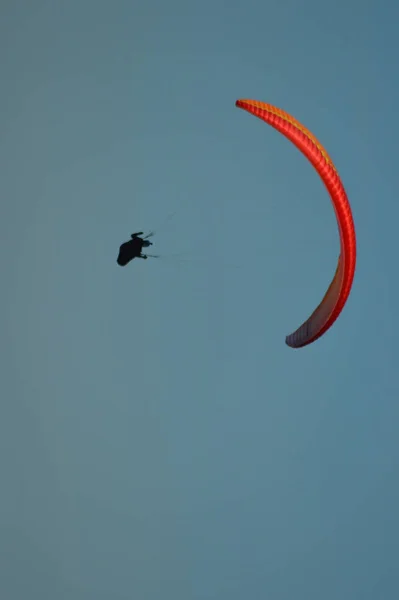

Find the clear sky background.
[{"left": 2, "top": 1, "right": 399, "bottom": 598}]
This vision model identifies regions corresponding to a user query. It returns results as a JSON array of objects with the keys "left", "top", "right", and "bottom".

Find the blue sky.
[{"left": 2, "top": 0, "right": 399, "bottom": 598}]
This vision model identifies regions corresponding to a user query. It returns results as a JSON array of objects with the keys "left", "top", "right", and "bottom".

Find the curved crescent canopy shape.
[{"left": 236, "top": 99, "right": 356, "bottom": 348}]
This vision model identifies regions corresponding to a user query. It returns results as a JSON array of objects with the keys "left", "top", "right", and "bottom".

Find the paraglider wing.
[{"left": 236, "top": 99, "right": 356, "bottom": 348}]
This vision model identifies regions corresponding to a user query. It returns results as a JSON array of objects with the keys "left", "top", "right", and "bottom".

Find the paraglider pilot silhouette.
[{"left": 116, "top": 232, "right": 153, "bottom": 266}]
